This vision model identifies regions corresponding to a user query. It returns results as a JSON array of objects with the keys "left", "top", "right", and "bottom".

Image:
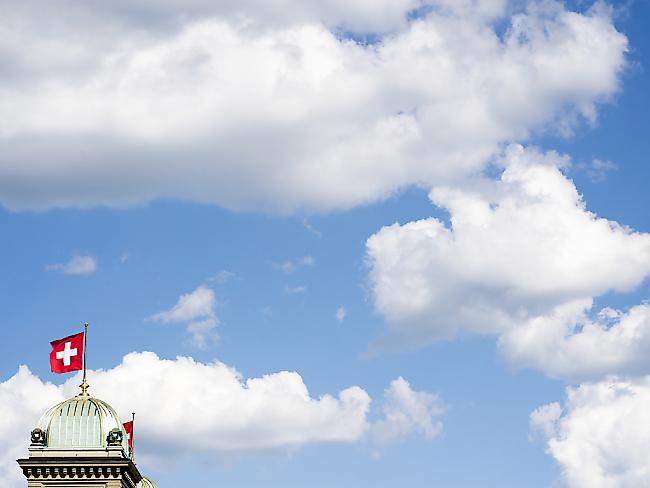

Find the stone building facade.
[{"left": 17, "top": 395, "right": 159, "bottom": 488}]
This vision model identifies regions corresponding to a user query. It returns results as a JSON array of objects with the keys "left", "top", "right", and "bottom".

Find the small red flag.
[
  {"left": 123, "top": 420, "right": 134, "bottom": 451},
  {"left": 50, "top": 332, "right": 84, "bottom": 374}
]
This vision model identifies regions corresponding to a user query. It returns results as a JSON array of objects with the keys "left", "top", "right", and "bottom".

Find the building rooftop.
[{"left": 35, "top": 395, "right": 129, "bottom": 451}]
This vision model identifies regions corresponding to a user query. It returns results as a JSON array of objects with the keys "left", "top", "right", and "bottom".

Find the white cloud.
[
  {"left": 366, "top": 145, "right": 650, "bottom": 377},
  {"left": 274, "top": 261, "right": 297, "bottom": 274},
  {"left": 45, "top": 255, "right": 98, "bottom": 275},
  {"left": 285, "top": 285, "right": 307, "bottom": 295},
  {"left": 207, "top": 270, "right": 236, "bottom": 284},
  {"left": 274, "top": 256, "right": 315, "bottom": 273},
  {"left": 0, "top": 2, "right": 627, "bottom": 212},
  {"left": 300, "top": 255, "right": 315, "bottom": 266},
  {"left": 336, "top": 306, "right": 347, "bottom": 322},
  {"left": 0, "top": 367, "right": 65, "bottom": 487},
  {"left": 150, "top": 286, "right": 215, "bottom": 323},
  {"left": 302, "top": 219, "right": 322, "bottom": 237},
  {"left": 585, "top": 158, "right": 617, "bottom": 183},
  {"left": 0, "top": 353, "right": 443, "bottom": 486},
  {"left": 84, "top": 353, "right": 371, "bottom": 457},
  {"left": 529, "top": 401, "right": 561, "bottom": 442},
  {"left": 370, "top": 377, "right": 444, "bottom": 449},
  {"left": 531, "top": 377, "right": 650, "bottom": 488},
  {"left": 149, "top": 286, "right": 218, "bottom": 348},
  {"left": 499, "top": 300, "right": 650, "bottom": 381}
]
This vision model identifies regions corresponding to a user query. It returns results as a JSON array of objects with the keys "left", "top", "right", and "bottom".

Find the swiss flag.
[
  {"left": 50, "top": 332, "right": 84, "bottom": 374},
  {"left": 123, "top": 420, "right": 134, "bottom": 451}
]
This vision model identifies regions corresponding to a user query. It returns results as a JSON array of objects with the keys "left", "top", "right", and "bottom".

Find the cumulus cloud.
[
  {"left": 149, "top": 286, "right": 218, "bottom": 348},
  {"left": 370, "top": 377, "right": 444, "bottom": 449},
  {"left": 0, "top": 353, "right": 443, "bottom": 486},
  {"left": 0, "top": 1, "right": 627, "bottom": 212},
  {"left": 366, "top": 145, "right": 650, "bottom": 377},
  {"left": 0, "top": 367, "right": 64, "bottom": 487},
  {"left": 45, "top": 255, "right": 98, "bottom": 275},
  {"left": 531, "top": 377, "right": 650, "bottom": 488},
  {"left": 80, "top": 353, "right": 372, "bottom": 457},
  {"left": 500, "top": 300, "right": 650, "bottom": 381}
]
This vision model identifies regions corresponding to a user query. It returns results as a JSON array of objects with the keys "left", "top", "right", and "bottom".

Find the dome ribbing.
[{"left": 36, "top": 396, "right": 128, "bottom": 450}]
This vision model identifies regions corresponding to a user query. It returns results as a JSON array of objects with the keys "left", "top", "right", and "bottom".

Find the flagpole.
[
  {"left": 131, "top": 412, "right": 136, "bottom": 462},
  {"left": 80, "top": 322, "right": 89, "bottom": 396}
]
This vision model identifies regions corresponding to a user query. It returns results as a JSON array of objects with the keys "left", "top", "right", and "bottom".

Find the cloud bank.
[
  {"left": 0, "top": 352, "right": 442, "bottom": 487},
  {"left": 366, "top": 145, "right": 650, "bottom": 378},
  {"left": 0, "top": 1, "right": 627, "bottom": 212}
]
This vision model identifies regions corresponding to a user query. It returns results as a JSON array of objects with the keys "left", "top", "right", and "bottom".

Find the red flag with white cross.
[
  {"left": 50, "top": 332, "right": 84, "bottom": 374},
  {"left": 123, "top": 420, "right": 134, "bottom": 452}
]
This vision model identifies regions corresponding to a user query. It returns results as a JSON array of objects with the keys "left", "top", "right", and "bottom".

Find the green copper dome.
[
  {"left": 138, "top": 476, "right": 159, "bottom": 488},
  {"left": 36, "top": 396, "right": 129, "bottom": 451}
]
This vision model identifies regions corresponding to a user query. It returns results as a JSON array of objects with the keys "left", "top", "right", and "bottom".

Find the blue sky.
[{"left": 1, "top": 1, "right": 649, "bottom": 487}]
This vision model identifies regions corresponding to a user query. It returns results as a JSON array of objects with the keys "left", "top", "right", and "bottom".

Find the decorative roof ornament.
[
  {"left": 107, "top": 428, "right": 124, "bottom": 447},
  {"left": 30, "top": 428, "right": 45, "bottom": 447}
]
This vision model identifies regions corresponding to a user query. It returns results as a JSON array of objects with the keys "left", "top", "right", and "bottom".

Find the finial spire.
[{"left": 79, "top": 322, "right": 89, "bottom": 396}]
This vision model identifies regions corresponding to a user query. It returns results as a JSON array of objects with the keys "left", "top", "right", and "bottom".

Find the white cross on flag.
[
  {"left": 50, "top": 332, "right": 84, "bottom": 374},
  {"left": 123, "top": 420, "right": 134, "bottom": 451}
]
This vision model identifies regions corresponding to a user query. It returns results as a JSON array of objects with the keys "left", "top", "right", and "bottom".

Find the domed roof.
[
  {"left": 36, "top": 395, "right": 128, "bottom": 450},
  {"left": 138, "top": 476, "right": 159, "bottom": 488}
]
